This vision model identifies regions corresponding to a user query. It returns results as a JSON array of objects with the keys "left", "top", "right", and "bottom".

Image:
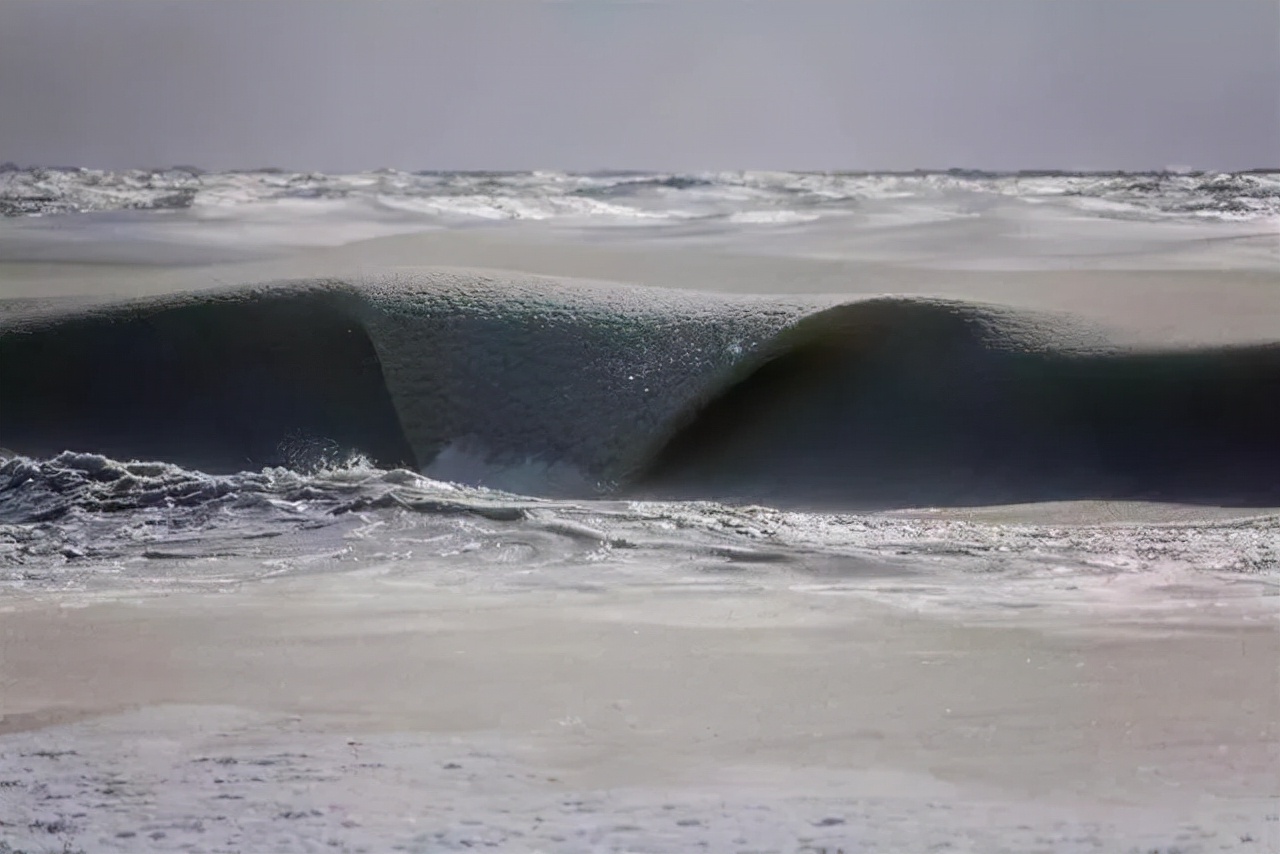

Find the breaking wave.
[{"left": 2, "top": 271, "right": 1279, "bottom": 511}]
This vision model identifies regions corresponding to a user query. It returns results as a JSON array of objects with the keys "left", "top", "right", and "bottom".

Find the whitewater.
[{"left": 1, "top": 169, "right": 1278, "bottom": 854}]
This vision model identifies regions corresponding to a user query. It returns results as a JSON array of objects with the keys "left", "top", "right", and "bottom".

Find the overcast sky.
[{"left": 1, "top": 0, "right": 1276, "bottom": 172}]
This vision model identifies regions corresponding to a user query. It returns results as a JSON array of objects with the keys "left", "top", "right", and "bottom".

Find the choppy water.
[
  {"left": 4, "top": 451, "right": 1277, "bottom": 616},
  {"left": 3, "top": 165, "right": 1279, "bottom": 223}
]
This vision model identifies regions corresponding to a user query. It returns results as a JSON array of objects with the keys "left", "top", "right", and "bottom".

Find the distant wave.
[
  {"left": 2, "top": 166, "right": 1278, "bottom": 222},
  {"left": 3, "top": 271, "right": 1278, "bottom": 511}
]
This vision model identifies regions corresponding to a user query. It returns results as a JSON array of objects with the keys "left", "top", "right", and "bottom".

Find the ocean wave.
[
  {"left": 3, "top": 271, "right": 1278, "bottom": 511},
  {"left": 2, "top": 166, "right": 1277, "bottom": 222}
]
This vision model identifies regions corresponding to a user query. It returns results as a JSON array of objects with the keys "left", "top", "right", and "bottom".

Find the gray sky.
[{"left": 1, "top": 0, "right": 1276, "bottom": 172}]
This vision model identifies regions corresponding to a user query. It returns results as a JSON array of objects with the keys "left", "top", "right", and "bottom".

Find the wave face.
[
  {"left": 2, "top": 166, "right": 1278, "bottom": 222},
  {"left": 0, "top": 285, "right": 416, "bottom": 474},
  {"left": 639, "top": 308, "right": 1280, "bottom": 507},
  {"left": 3, "top": 272, "right": 1279, "bottom": 510}
]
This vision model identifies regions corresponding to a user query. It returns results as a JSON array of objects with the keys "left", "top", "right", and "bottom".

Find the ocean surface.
[
  {"left": 1, "top": 167, "right": 1278, "bottom": 614},
  {"left": 2, "top": 167, "right": 1280, "bottom": 854}
]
